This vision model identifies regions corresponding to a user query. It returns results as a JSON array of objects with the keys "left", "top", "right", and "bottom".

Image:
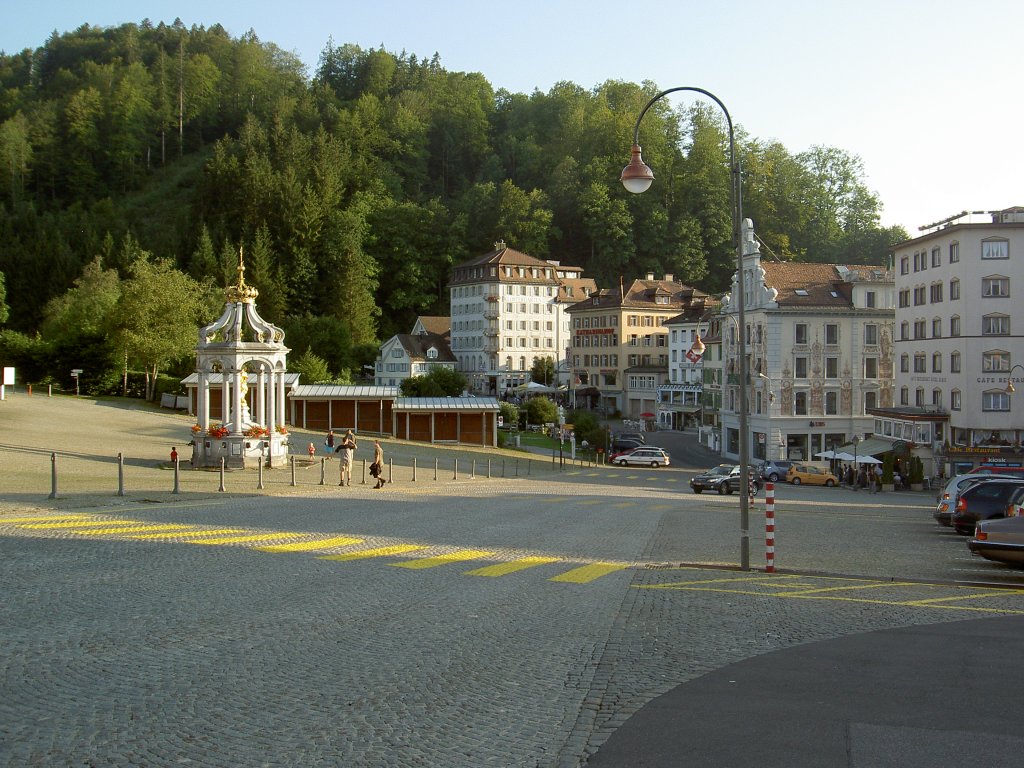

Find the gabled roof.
[
  {"left": 761, "top": 262, "right": 888, "bottom": 307},
  {"left": 566, "top": 278, "right": 710, "bottom": 312},
  {"left": 395, "top": 333, "right": 456, "bottom": 363},
  {"left": 449, "top": 241, "right": 584, "bottom": 286},
  {"left": 413, "top": 316, "right": 450, "bottom": 337},
  {"left": 555, "top": 277, "right": 598, "bottom": 303}
]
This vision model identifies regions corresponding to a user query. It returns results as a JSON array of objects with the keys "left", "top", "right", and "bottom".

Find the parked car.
[
  {"left": 729, "top": 465, "right": 762, "bottom": 494},
  {"left": 613, "top": 446, "right": 670, "bottom": 467},
  {"left": 968, "top": 466, "right": 1024, "bottom": 479},
  {"left": 786, "top": 464, "right": 838, "bottom": 487},
  {"left": 968, "top": 515, "right": 1024, "bottom": 566},
  {"left": 615, "top": 432, "right": 646, "bottom": 444},
  {"left": 690, "top": 464, "right": 736, "bottom": 494},
  {"left": 610, "top": 438, "right": 644, "bottom": 454},
  {"left": 759, "top": 460, "right": 795, "bottom": 483},
  {"left": 951, "top": 479, "right": 1024, "bottom": 535},
  {"left": 933, "top": 474, "right": 994, "bottom": 527}
]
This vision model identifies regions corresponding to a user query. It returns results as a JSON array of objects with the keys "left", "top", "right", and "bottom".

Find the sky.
[{"left": 4, "top": 0, "right": 1023, "bottom": 236}]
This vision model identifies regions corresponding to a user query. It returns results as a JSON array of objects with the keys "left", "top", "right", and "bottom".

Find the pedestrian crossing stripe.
[
  {"left": 18, "top": 518, "right": 147, "bottom": 530},
  {"left": 465, "top": 557, "right": 560, "bottom": 577},
  {"left": 74, "top": 524, "right": 199, "bottom": 536},
  {"left": 391, "top": 549, "right": 494, "bottom": 570},
  {"left": 256, "top": 535, "right": 364, "bottom": 553},
  {"left": 549, "top": 562, "right": 629, "bottom": 584},
  {"left": 188, "top": 532, "right": 305, "bottom": 546},
  {"left": 124, "top": 528, "right": 249, "bottom": 540},
  {"left": 318, "top": 544, "right": 427, "bottom": 562},
  {"left": 0, "top": 514, "right": 92, "bottom": 524}
]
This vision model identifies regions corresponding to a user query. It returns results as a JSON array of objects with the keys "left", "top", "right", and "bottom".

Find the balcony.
[{"left": 483, "top": 308, "right": 499, "bottom": 320}]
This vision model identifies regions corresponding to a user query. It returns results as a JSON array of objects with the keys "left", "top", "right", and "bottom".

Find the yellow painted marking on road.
[
  {"left": 768, "top": 582, "right": 919, "bottom": 597},
  {"left": 0, "top": 514, "right": 91, "bottom": 524},
  {"left": 124, "top": 528, "right": 248, "bottom": 540},
  {"left": 256, "top": 535, "right": 364, "bottom": 553},
  {"left": 74, "top": 524, "right": 197, "bottom": 536},
  {"left": 612, "top": 501, "right": 637, "bottom": 508},
  {"left": 465, "top": 557, "right": 560, "bottom": 577},
  {"left": 664, "top": 478, "right": 679, "bottom": 483},
  {"left": 19, "top": 518, "right": 146, "bottom": 529},
  {"left": 189, "top": 532, "right": 304, "bottom": 546},
  {"left": 642, "top": 574, "right": 799, "bottom": 589},
  {"left": 319, "top": 544, "right": 426, "bottom": 562},
  {"left": 549, "top": 562, "right": 629, "bottom": 584},
  {"left": 579, "top": 499, "right": 603, "bottom": 506},
  {"left": 546, "top": 497, "right": 573, "bottom": 503},
  {"left": 898, "top": 590, "right": 1024, "bottom": 606},
  {"left": 649, "top": 504, "right": 674, "bottom": 511},
  {"left": 391, "top": 549, "right": 494, "bottom": 570}
]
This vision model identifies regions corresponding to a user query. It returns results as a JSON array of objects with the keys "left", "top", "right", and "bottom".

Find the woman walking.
[{"left": 371, "top": 440, "right": 386, "bottom": 489}]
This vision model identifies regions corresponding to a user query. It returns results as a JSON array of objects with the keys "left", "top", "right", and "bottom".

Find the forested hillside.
[{"left": 0, "top": 20, "right": 906, "bottom": 391}]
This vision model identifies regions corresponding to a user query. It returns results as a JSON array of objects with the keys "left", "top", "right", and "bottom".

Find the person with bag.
[
  {"left": 371, "top": 440, "right": 386, "bottom": 489},
  {"left": 324, "top": 429, "right": 335, "bottom": 456},
  {"left": 336, "top": 429, "right": 356, "bottom": 486}
]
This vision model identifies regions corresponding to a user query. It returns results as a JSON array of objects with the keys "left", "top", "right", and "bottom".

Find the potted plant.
[
  {"left": 909, "top": 456, "right": 925, "bottom": 491},
  {"left": 881, "top": 453, "right": 895, "bottom": 492}
]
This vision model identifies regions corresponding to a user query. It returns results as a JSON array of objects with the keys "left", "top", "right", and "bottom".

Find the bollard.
[
  {"left": 412, "top": 457, "right": 417, "bottom": 482},
  {"left": 218, "top": 457, "right": 226, "bottom": 492},
  {"left": 502, "top": 459, "right": 505, "bottom": 478},
  {"left": 258, "top": 456, "right": 265, "bottom": 490},
  {"left": 27, "top": 384, "right": 32, "bottom": 396},
  {"left": 434, "top": 458, "right": 438, "bottom": 481},
  {"left": 487, "top": 459, "right": 491, "bottom": 479},
  {"left": 117, "top": 452, "right": 125, "bottom": 497},
  {"left": 453, "top": 458, "right": 458, "bottom": 480},
  {"left": 362, "top": 458, "right": 367, "bottom": 485},
  {"left": 173, "top": 458, "right": 180, "bottom": 494},
  {"left": 471, "top": 459, "right": 476, "bottom": 479},
  {"left": 49, "top": 452, "right": 58, "bottom": 499},
  {"left": 290, "top": 455, "right": 297, "bottom": 486},
  {"left": 765, "top": 481, "right": 776, "bottom": 573},
  {"left": 527, "top": 459, "right": 531, "bottom": 476},
  {"left": 319, "top": 457, "right": 326, "bottom": 486},
  {"left": 48, "top": 384, "right": 52, "bottom": 397},
  {"left": 388, "top": 458, "right": 393, "bottom": 485}
]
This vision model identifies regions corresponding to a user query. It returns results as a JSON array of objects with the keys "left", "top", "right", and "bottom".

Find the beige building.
[
  {"left": 448, "top": 241, "right": 595, "bottom": 395},
  {"left": 719, "top": 221, "right": 896, "bottom": 463},
  {"left": 566, "top": 274, "right": 710, "bottom": 418},
  {"left": 887, "top": 207, "right": 1024, "bottom": 475}
]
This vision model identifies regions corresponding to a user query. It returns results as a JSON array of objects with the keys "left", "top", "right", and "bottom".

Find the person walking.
[
  {"left": 336, "top": 429, "right": 356, "bottom": 486},
  {"left": 371, "top": 440, "right": 386, "bottom": 489},
  {"left": 324, "top": 429, "right": 335, "bottom": 457}
]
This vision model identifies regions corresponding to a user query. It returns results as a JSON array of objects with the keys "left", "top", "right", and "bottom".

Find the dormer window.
[{"left": 426, "top": 347, "right": 438, "bottom": 360}]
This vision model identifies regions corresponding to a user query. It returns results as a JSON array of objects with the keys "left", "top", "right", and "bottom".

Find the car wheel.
[
  {"left": 650, "top": 461, "right": 659, "bottom": 468},
  {"left": 825, "top": 479, "right": 835, "bottom": 487},
  {"left": 717, "top": 484, "right": 727, "bottom": 495},
  {"left": 769, "top": 472, "right": 779, "bottom": 483},
  {"left": 693, "top": 488, "right": 702, "bottom": 494},
  {"left": 724, "top": 482, "right": 734, "bottom": 495},
  {"left": 617, "top": 459, "right": 628, "bottom": 466},
  {"left": 792, "top": 477, "right": 802, "bottom": 485}
]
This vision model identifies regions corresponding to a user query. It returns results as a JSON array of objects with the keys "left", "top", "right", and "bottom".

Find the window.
[
  {"left": 864, "top": 358, "right": 878, "bottom": 379},
  {"left": 931, "top": 247, "right": 941, "bottom": 267},
  {"left": 950, "top": 279, "right": 960, "bottom": 300},
  {"left": 900, "top": 321, "right": 909, "bottom": 341},
  {"left": 825, "top": 391, "right": 838, "bottom": 414},
  {"left": 864, "top": 324, "right": 878, "bottom": 346},
  {"left": 900, "top": 387, "right": 909, "bottom": 405},
  {"left": 914, "top": 320, "right": 926, "bottom": 339},
  {"left": 982, "top": 276, "right": 1010, "bottom": 297},
  {"left": 983, "top": 351, "right": 1010, "bottom": 372},
  {"left": 915, "top": 388, "right": 925, "bottom": 406},
  {"left": 913, "top": 353, "right": 926, "bottom": 373},
  {"left": 865, "top": 391, "right": 877, "bottom": 412},
  {"left": 898, "top": 288, "right": 910, "bottom": 308},
  {"left": 981, "top": 238, "right": 1009, "bottom": 259},
  {"left": 866, "top": 291, "right": 876, "bottom": 308},
  {"left": 983, "top": 390, "right": 1010, "bottom": 412},
  {"left": 795, "top": 324, "right": 808, "bottom": 344},
  {"left": 983, "top": 314, "right": 1010, "bottom": 335},
  {"left": 795, "top": 357, "right": 808, "bottom": 378},
  {"left": 825, "top": 324, "right": 838, "bottom": 345},
  {"left": 932, "top": 352, "right": 942, "bottom": 372},
  {"left": 932, "top": 318, "right": 941, "bottom": 338},
  {"left": 950, "top": 351, "right": 961, "bottom": 373},
  {"left": 794, "top": 391, "right": 808, "bottom": 415},
  {"left": 932, "top": 389, "right": 942, "bottom": 407},
  {"left": 950, "top": 315, "right": 961, "bottom": 337},
  {"left": 913, "top": 286, "right": 926, "bottom": 305},
  {"left": 900, "top": 353, "right": 909, "bottom": 373},
  {"left": 930, "top": 283, "right": 943, "bottom": 303},
  {"left": 951, "top": 390, "right": 961, "bottom": 410},
  {"left": 949, "top": 241, "right": 959, "bottom": 263},
  {"left": 900, "top": 256, "right": 909, "bottom": 275},
  {"left": 825, "top": 357, "right": 838, "bottom": 378}
]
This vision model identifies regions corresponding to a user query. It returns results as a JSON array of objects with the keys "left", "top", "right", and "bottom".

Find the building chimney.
[
  {"left": 664, "top": 273, "right": 674, "bottom": 282},
  {"left": 646, "top": 272, "right": 655, "bottom": 281}
]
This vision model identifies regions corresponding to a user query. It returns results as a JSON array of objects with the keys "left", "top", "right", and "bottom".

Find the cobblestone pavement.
[{"left": 3, "top": 396, "right": 1024, "bottom": 766}]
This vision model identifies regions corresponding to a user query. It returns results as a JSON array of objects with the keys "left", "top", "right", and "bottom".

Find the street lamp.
[
  {"left": 852, "top": 435, "right": 861, "bottom": 492},
  {"left": 1004, "top": 364, "right": 1024, "bottom": 394},
  {"left": 622, "top": 86, "right": 750, "bottom": 570}
]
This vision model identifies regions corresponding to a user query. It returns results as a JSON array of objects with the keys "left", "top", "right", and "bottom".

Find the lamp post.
[
  {"left": 1004, "top": 364, "right": 1024, "bottom": 395},
  {"left": 852, "top": 434, "right": 861, "bottom": 492},
  {"left": 622, "top": 86, "right": 749, "bottom": 570}
]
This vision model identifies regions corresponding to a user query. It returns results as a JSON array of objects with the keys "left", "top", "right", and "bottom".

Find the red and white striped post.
[{"left": 764, "top": 481, "right": 776, "bottom": 572}]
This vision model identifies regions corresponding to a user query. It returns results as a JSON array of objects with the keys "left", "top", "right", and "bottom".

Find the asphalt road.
[{"left": 2, "top": 397, "right": 1024, "bottom": 766}]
